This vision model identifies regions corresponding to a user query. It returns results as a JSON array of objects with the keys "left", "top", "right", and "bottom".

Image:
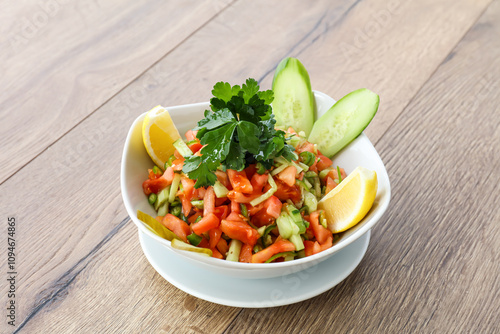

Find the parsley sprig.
[{"left": 182, "top": 78, "right": 295, "bottom": 188}]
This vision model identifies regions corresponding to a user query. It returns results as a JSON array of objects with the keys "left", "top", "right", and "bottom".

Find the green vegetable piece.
[
  {"left": 299, "top": 151, "right": 315, "bottom": 166},
  {"left": 303, "top": 191, "right": 318, "bottom": 214},
  {"left": 276, "top": 211, "right": 293, "bottom": 239},
  {"left": 157, "top": 202, "right": 169, "bottom": 217},
  {"left": 173, "top": 139, "right": 193, "bottom": 158},
  {"left": 171, "top": 239, "right": 212, "bottom": 257},
  {"left": 165, "top": 154, "right": 176, "bottom": 169},
  {"left": 289, "top": 234, "right": 305, "bottom": 251},
  {"left": 152, "top": 166, "right": 161, "bottom": 175},
  {"left": 148, "top": 193, "right": 157, "bottom": 205},
  {"left": 190, "top": 200, "right": 204, "bottom": 209},
  {"left": 240, "top": 203, "right": 248, "bottom": 218},
  {"left": 213, "top": 180, "right": 229, "bottom": 198},
  {"left": 187, "top": 233, "right": 203, "bottom": 246},
  {"left": 169, "top": 173, "right": 181, "bottom": 203},
  {"left": 137, "top": 210, "right": 179, "bottom": 241},
  {"left": 256, "top": 162, "right": 266, "bottom": 175},
  {"left": 170, "top": 205, "right": 181, "bottom": 217},
  {"left": 308, "top": 88, "right": 379, "bottom": 158},
  {"left": 265, "top": 251, "right": 296, "bottom": 263},
  {"left": 272, "top": 57, "right": 315, "bottom": 136},
  {"left": 226, "top": 239, "right": 243, "bottom": 261},
  {"left": 154, "top": 186, "right": 170, "bottom": 210},
  {"left": 337, "top": 166, "right": 343, "bottom": 183}
]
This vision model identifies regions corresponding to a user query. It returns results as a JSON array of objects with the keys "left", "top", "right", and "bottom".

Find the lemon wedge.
[
  {"left": 142, "top": 105, "right": 181, "bottom": 169},
  {"left": 318, "top": 166, "right": 377, "bottom": 233}
]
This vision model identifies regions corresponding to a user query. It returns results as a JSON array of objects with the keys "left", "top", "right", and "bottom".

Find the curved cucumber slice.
[
  {"left": 308, "top": 88, "right": 379, "bottom": 158},
  {"left": 272, "top": 57, "right": 314, "bottom": 136}
]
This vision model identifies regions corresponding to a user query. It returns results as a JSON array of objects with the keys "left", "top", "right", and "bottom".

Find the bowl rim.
[{"left": 121, "top": 90, "right": 391, "bottom": 270}]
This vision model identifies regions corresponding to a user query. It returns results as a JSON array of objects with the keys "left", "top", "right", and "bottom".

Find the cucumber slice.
[
  {"left": 272, "top": 57, "right": 315, "bottom": 136},
  {"left": 308, "top": 88, "right": 379, "bottom": 158}
]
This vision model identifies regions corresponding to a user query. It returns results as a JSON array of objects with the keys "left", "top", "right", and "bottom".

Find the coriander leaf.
[
  {"left": 257, "top": 89, "right": 274, "bottom": 105},
  {"left": 210, "top": 97, "right": 226, "bottom": 111},
  {"left": 237, "top": 121, "right": 260, "bottom": 154},
  {"left": 225, "top": 142, "right": 245, "bottom": 171},
  {"left": 241, "top": 78, "right": 260, "bottom": 103},
  {"left": 211, "top": 82, "right": 233, "bottom": 102},
  {"left": 190, "top": 162, "right": 218, "bottom": 188},
  {"left": 200, "top": 122, "right": 237, "bottom": 163},
  {"left": 182, "top": 155, "right": 202, "bottom": 174},
  {"left": 195, "top": 108, "right": 235, "bottom": 130}
]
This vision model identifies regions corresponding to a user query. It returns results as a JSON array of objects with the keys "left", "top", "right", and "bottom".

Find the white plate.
[{"left": 139, "top": 229, "right": 371, "bottom": 308}]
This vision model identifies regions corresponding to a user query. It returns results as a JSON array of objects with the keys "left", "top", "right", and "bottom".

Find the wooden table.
[{"left": 2, "top": 0, "right": 499, "bottom": 332}]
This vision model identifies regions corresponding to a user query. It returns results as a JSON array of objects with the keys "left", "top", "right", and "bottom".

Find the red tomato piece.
[
  {"left": 220, "top": 219, "right": 260, "bottom": 246},
  {"left": 192, "top": 213, "right": 219, "bottom": 235},
  {"left": 251, "top": 238, "right": 296, "bottom": 263},
  {"left": 227, "top": 169, "right": 254, "bottom": 194},
  {"left": 276, "top": 165, "right": 297, "bottom": 187},
  {"left": 161, "top": 214, "right": 191, "bottom": 242}
]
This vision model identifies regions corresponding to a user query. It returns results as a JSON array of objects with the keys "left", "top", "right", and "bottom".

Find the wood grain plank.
[
  {"left": 15, "top": 221, "right": 242, "bottom": 334},
  {"left": 0, "top": 0, "right": 232, "bottom": 184},
  {"left": 226, "top": 1, "right": 500, "bottom": 333},
  {"left": 0, "top": 0, "right": 494, "bottom": 332}
]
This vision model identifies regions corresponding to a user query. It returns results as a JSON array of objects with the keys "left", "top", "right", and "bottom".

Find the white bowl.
[{"left": 121, "top": 91, "right": 391, "bottom": 279}]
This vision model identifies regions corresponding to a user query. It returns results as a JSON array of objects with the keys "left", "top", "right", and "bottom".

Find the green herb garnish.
[{"left": 183, "top": 78, "right": 295, "bottom": 188}]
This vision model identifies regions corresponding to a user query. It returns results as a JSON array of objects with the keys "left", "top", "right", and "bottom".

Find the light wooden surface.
[{"left": 1, "top": 0, "right": 499, "bottom": 333}]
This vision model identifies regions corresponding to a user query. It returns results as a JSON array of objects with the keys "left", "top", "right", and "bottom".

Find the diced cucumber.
[
  {"left": 154, "top": 186, "right": 170, "bottom": 210},
  {"left": 308, "top": 88, "right": 379, "bottom": 158},
  {"left": 190, "top": 200, "right": 204, "bottom": 209},
  {"left": 213, "top": 180, "right": 229, "bottom": 198},
  {"left": 169, "top": 173, "right": 181, "bottom": 203},
  {"left": 173, "top": 139, "right": 193, "bottom": 157},
  {"left": 289, "top": 234, "right": 305, "bottom": 251},
  {"left": 272, "top": 57, "right": 315, "bottom": 136},
  {"left": 157, "top": 202, "right": 169, "bottom": 217},
  {"left": 226, "top": 239, "right": 243, "bottom": 261},
  {"left": 276, "top": 211, "right": 293, "bottom": 239},
  {"left": 303, "top": 191, "right": 318, "bottom": 213}
]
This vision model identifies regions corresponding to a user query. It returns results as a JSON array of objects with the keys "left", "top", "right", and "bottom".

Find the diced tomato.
[
  {"left": 216, "top": 238, "right": 229, "bottom": 256},
  {"left": 192, "top": 213, "right": 219, "bottom": 235},
  {"left": 208, "top": 227, "right": 222, "bottom": 249},
  {"left": 187, "top": 212, "right": 202, "bottom": 224},
  {"left": 230, "top": 200, "right": 241, "bottom": 214},
  {"left": 267, "top": 178, "right": 301, "bottom": 203},
  {"left": 239, "top": 244, "right": 253, "bottom": 263},
  {"left": 250, "top": 173, "right": 268, "bottom": 192},
  {"left": 325, "top": 167, "right": 347, "bottom": 182},
  {"left": 188, "top": 142, "right": 203, "bottom": 154},
  {"left": 185, "top": 129, "right": 198, "bottom": 142},
  {"left": 277, "top": 165, "right": 297, "bottom": 187},
  {"left": 304, "top": 240, "right": 322, "bottom": 257},
  {"left": 319, "top": 234, "right": 333, "bottom": 251},
  {"left": 227, "top": 190, "right": 260, "bottom": 203},
  {"left": 286, "top": 127, "right": 297, "bottom": 134},
  {"left": 179, "top": 194, "right": 192, "bottom": 217},
  {"left": 211, "top": 247, "right": 224, "bottom": 259},
  {"left": 264, "top": 195, "right": 282, "bottom": 219},
  {"left": 215, "top": 170, "right": 231, "bottom": 189},
  {"left": 161, "top": 214, "right": 191, "bottom": 242},
  {"left": 148, "top": 168, "right": 162, "bottom": 180},
  {"left": 309, "top": 211, "right": 332, "bottom": 244},
  {"left": 198, "top": 237, "right": 210, "bottom": 249},
  {"left": 227, "top": 169, "right": 253, "bottom": 194},
  {"left": 244, "top": 164, "right": 257, "bottom": 179},
  {"left": 194, "top": 187, "right": 206, "bottom": 200},
  {"left": 142, "top": 176, "right": 170, "bottom": 195},
  {"left": 325, "top": 177, "right": 337, "bottom": 195},
  {"left": 203, "top": 187, "right": 215, "bottom": 216},
  {"left": 213, "top": 205, "right": 229, "bottom": 221},
  {"left": 226, "top": 211, "right": 245, "bottom": 222},
  {"left": 220, "top": 219, "right": 260, "bottom": 246},
  {"left": 316, "top": 154, "right": 333, "bottom": 171},
  {"left": 296, "top": 141, "right": 315, "bottom": 154},
  {"left": 180, "top": 177, "right": 195, "bottom": 201},
  {"left": 174, "top": 150, "right": 183, "bottom": 160},
  {"left": 215, "top": 197, "right": 228, "bottom": 207},
  {"left": 171, "top": 158, "right": 184, "bottom": 171},
  {"left": 251, "top": 238, "right": 296, "bottom": 263},
  {"left": 251, "top": 210, "right": 275, "bottom": 228}
]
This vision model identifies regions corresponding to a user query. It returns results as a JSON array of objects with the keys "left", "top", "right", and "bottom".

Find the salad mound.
[
  {"left": 140, "top": 79, "right": 353, "bottom": 263},
  {"left": 142, "top": 125, "right": 346, "bottom": 263}
]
